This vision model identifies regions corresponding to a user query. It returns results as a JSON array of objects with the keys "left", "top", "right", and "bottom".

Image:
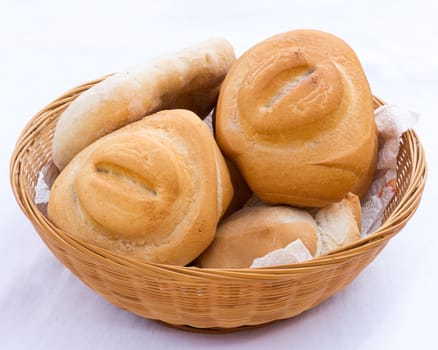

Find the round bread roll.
[
  {"left": 215, "top": 29, "right": 378, "bottom": 207},
  {"left": 197, "top": 205, "right": 320, "bottom": 268},
  {"left": 48, "top": 109, "right": 233, "bottom": 266},
  {"left": 53, "top": 39, "right": 235, "bottom": 170},
  {"left": 197, "top": 193, "right": 362, "bottom": 268}
]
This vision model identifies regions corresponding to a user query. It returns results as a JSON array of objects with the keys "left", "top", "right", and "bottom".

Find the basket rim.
[{"left": 9, "top": 77, "right": 428, "bottom": 278}]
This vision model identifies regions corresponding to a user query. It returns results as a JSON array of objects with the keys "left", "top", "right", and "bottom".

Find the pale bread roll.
[
  {"left": 48, "top": 109, "right": 233, "bottom": 266},
  {"left": 315, "top": 192, "right": 362, "bottom": 255},
  {"left": 197, "top": 205, "right": 320, "bottom": 268},
  {"left": 197, "top": 193, "right": 362, "bottom": 268},
  {"left": 215, "top": 29, "right": 378, "bottom": 207},
  {"left": 53, "top": 39, "right": 235, "bottom": 170}
]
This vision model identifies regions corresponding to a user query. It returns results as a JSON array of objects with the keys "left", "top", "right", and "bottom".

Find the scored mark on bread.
[
  {"left": 95, "top": 163, "right": 157, "bottom": 196},
  {"left": 265, "top": 69, "right": 314, "bottom": 109}
]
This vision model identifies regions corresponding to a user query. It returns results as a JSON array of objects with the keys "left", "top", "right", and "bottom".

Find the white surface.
[{"left": 1, "top": 0, "right": 437, "bottom": 349}]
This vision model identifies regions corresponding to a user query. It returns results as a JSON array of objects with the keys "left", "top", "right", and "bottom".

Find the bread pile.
[{"left": 48, "top": 30, "right": 378, "bottom": 268}]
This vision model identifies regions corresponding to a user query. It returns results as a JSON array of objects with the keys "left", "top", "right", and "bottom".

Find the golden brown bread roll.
[
  {"left": 198, "top": 193, "right": 362, "bottom": 268},
  {"left": 215, "top": 29, "right": 378, "bottom": 208},
  {"left": 53, "top": 39, "right": 235, "bottom": 170},
  {"left": 48, "top": 109, "right": 233, "bottom": 266}
]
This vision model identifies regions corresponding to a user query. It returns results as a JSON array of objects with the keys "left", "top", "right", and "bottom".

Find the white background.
[{"left": 1, "top": 0, "right": 437, "bottom": 349}]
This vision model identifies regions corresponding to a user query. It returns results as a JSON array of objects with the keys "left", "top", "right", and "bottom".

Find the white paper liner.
[
  {"left": 360, "top": 105, "right": 419, "bottom": 235},
  {"left": 34, "top": 162, "right": 59, "bottom": 217},
  {"left": 250, "top": 239, "right": 313, "bottom": 268},
  {"left": 35, "top": 171, "right": 51, "bottom": 205}
]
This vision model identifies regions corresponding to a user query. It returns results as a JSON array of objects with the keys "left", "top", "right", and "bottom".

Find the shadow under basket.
[{"left": 10, "top": 78, "right": 427, "bottom": 333}]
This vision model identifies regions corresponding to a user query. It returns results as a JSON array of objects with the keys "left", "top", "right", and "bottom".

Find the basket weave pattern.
[{"left": 10, "top": 78, "right": 427, "bottom": 331}]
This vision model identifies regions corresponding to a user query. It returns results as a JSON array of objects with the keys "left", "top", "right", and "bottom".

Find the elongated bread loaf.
[
  {"left": 53, "top": 39, "right": 235, "bottom": 170},
  {"left": 48, "top": 109, "right": 233, "bottom": 266}
]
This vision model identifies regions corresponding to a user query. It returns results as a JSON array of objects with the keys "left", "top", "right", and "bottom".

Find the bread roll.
[
  {"left": 53, "top": 39, "right": 235, "bottom": 170},
  {"left": 315, "top": 192, "right": 361, "bottom": 255},
  {"left": 197, "top": 193, "right": 362, "bottom": 268},
  {"left": 215, "top": 29, "right": 378, "bottom": 207},
  {"left": 197, "top": 205, "right": 320, "bottom": 268},
  {"left": 48, "top": 109, "right": 233, "bottom": 266}
]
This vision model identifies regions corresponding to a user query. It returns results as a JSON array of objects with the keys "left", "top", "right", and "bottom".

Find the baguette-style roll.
[
  {"left": 215, "top": 29, "right": 378, "bottom": 207},
  {"left": 48, "top": 110, "right": 233, "bottom": 266},
  {"left": 53, "top": 39, "right": 235, "bottom": 170},
  {"left": 197, "top": 193, "right": 362, "bottom": 268}
]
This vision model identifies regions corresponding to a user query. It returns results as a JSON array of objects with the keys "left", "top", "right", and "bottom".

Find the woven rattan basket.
[{"left": 10, "top": 77, "right": 427, "bottom": 332}]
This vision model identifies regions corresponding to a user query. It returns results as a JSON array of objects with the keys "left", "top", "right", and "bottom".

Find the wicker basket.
[{"left": 10, "top": 77, "right": 427, "bottom": 332}]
